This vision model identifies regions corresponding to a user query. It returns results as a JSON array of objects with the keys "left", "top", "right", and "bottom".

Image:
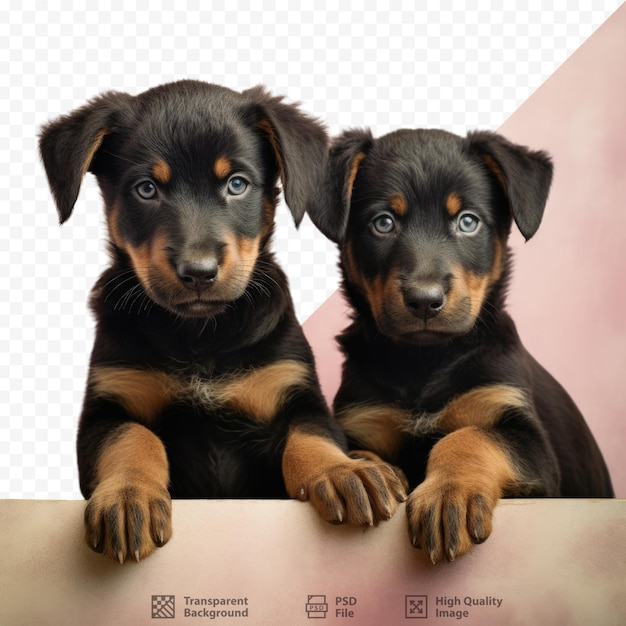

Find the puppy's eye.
[
  {"left": 227, "top": 176, "right": 249, "bottom": 196},
  {"left": 457, "top": 212, "right": 480, "bottom": 234},
  {"left": 135, "top": 180, "right": 158, "bottom": 200},
  {"left": 372, "top": 213, "right": 396, "bottom": 235}
]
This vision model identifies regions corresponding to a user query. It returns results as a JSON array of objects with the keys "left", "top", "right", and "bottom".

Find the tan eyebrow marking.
[
  {"left": 151, "top": 159, "right": 171, "bottom": 184},
  {"left": 214, "top": 156, "right": 232, "bottom": 179},
  {"left": 446, "top": 192, "right": 463, "bottom": 217},
  {"left": 390, "top": 193, "right": 408, "bottom": 216}
]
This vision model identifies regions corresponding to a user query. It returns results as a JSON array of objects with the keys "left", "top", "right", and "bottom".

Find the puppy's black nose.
[
  {"left": 176, "top": 259, "right": 219, "bottom": 290},
  {"left": 404, "top": 285, "right": 446, "bottom": 320}
]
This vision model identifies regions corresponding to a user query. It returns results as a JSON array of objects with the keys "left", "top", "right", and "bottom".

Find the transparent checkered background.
[{"left": 1, "top": 1, "right": 620, "bottom": 499}]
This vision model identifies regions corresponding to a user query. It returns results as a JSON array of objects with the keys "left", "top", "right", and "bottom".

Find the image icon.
[{"left": 406, "top": 595, "right": 428, "bottom": 619}]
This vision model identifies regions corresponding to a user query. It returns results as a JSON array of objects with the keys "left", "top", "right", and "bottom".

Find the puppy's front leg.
[
  {"left": 83, "top": 422, "right": 172, "bottom": 563},
  {"left": 406, "top": 426, "right": 515, "bottom": 564},
  {"left": 282, "top": 427, "right": 407, "bottom": 526}
]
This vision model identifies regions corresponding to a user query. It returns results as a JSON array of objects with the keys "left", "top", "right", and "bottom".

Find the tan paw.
[
  {"left": 348, "top": 449, "right": 410, "bottom": 493},
  {"left": 406, "top": 476, "right": 497, "bottom": 564},
  {"left": 84, "top": 479, "right": 172, "bottom": 563},
  {"left": 302, "top": 457, "right": 407, "bottom": 526}
]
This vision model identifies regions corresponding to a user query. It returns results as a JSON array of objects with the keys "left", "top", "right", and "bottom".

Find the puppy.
[
  {"left": 308, "top": 127, "right": 614, "bottom": 564},
  {"left": 39, "top": 81, "right": 405, "bottom": 563}
]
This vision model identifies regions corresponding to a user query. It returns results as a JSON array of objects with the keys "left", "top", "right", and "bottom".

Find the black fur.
[
  {"left": 308, "top": 127, "right": 614, "bottom": 563},
  {"left": 40, "top": 81, "right": 405, "bottom": 562}
]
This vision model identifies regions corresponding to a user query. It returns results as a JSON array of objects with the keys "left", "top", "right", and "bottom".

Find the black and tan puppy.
[
  {"left": 308, "top": 127, "right": 614, "bottom": 564},
  {"left": 39, "top": 81, "right": 405, "bottom": 563}
]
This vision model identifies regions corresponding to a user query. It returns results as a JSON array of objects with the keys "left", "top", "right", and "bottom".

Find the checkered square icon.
[{"left": 152, "top": 595, "right": 175, "bottom": 619}]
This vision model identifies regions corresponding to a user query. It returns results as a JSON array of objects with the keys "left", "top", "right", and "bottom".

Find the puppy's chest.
[
  {"left": 340, "top": 356, "right": 527, "bottom": 462},
  {"left": 90, "top": 357, "right": 311, "bottom": 426},
  {"left": 338, "top": 361, "right": 470, "bottom": 458},
  {"left": 383, "top": 382, "right": 452, "bottom": 436},
  {"left": 363, "top": 356, "right": 454, "bottom": 417}
]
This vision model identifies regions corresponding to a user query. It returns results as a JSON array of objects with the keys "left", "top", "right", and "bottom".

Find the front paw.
[
  {"left": 84, "top": 479, "right": 172, "bottom": 563},
  {"left": 303, "top": 458, "right": 407, "bottom": 526},
  {"left": 406, "top": 476, "right": 497, "bottom": 564},
  {"left": 348, "top": 449, "right": 410, "bottom": 493}
]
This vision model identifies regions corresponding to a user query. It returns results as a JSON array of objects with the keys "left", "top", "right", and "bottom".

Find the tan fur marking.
[
  {"left": 426, "top": 426, "right": 520, "bottom": 497},
  {"left": 341, "top": 251, "right": 405, "bottom": 333},
  {"left": 90, "top": 367, "right": 179, "bottom": 423},
  {"left": 258, "top": 119, "right": 286, "bottom": 184},
  {"left": 365, "top": 267, "right": 407, "bottom": 326},
  {"left": 439, "top": 270, "right": 467, "bottom": 322},
  {"left": 282, "top": 428, "right": 407, "bottom": 525},
  {"left": 126, "top": 241, "right": 151, "bottom": 286},
  {"left": 341, "top": 239, "right": 360, "bottom": 288},
  {"left": 261, "top": 197, "right": 276, "bottom": 240},
  {"left": 390, "top": 193, "right": 408, "bottom": 216},
  {"left": 190, "top": 361, "right": 312, "bottom": 423},
  {"left": 224, "top": 360, "right": 311, "bottom": 422},
  {"left": 151, "top": 159, "right": 171, "bottom": 184},
  {"left": 219, "top": 233, "right": 235, "bottom": 282},
  {"left": 363, "top": 275, "right": 386, "bottom": 321},
  {"left": 125, "top": 232, "right": 179, "bottom": 296},
  {"left": 458, "top": 237, "right": 505, "bottom": 320},
  {"left": 407, "top": 425, "right": 521, "bottom": 561},
  {"left": 219, "top": 233, "right": 261, "bottom": 295},
  {"left": 93, "top": 361, "right": 311, "bottom": 425},
  {"left": 282, "top": 430, "right": 349, "bottom": 499},
  {"left": 491, "top": 238, "right": 505, "bottom": 284},
  {"left": 446, "top": 192, "right": 463, "bottom": 217},
  {"left": 262, "top": 196, "right": 275, "bottom": 223},
  {"left": 96, "top": 422, "right": 169, "bottom": 486},
  {"left": 86, "top": 422, "right": 172, "bottom": 562},
  {"left": 213, "top": 156, "right": 232, "bottom": 179},
  {"left": 150, "top": 232, "right": 178, "bottom": 287},
  {"left": 338, "top": 404, "right": 409, "bottom": 459},
  {"left": 107, "top": 203, "right": 124, "bottom": 249},
  {"left": 482, "top": 155, "right": 507, "bottom": 192},
  {"left": 238, "top": 234, "right": 261, "bottom": 268},
  {"left": 346, "top": 152, "right": 367, "bottom": 205},
  {"left": 462, "top": 268, "right": 491, "bottom": 319},
  {"left": 436, "top": 384, "right": 528, "bottom": 432},
  {"left": 81, "top": 127, "right": 109, "bottom": 176}
]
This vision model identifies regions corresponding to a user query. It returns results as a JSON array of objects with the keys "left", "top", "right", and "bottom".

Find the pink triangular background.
[{"left": 303, "top": 4, "right": 626, "bottom": 497}]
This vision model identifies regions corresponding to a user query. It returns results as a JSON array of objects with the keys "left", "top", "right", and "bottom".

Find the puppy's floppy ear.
[
  {"left": 39, "top": 91, "right": 131, "bottom": 224},
  {"left": 467, "top": 131, "right": 553, "bottom": 241},
  {"left": 307, "top": 128, "right": 374, "bottom": 243},
  {"left": 244, "top": 86, "right": 328, "bottom": 227}
]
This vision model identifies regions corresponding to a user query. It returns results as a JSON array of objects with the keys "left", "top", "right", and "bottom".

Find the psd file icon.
[{"left": 306, "top": 595, "right": 328, "bottom": 619}]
